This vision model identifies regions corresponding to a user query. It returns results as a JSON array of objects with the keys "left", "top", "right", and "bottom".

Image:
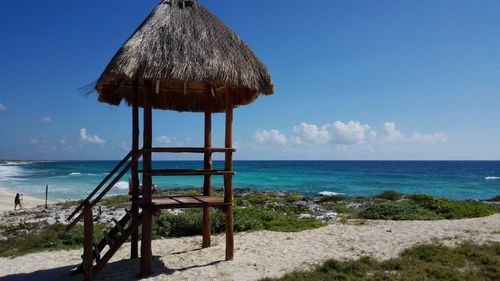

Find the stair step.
[
  {"left": 93, "top": 244, "right": 101, "bottom": 263},
  {"left": 104, "top": 232, "right": 114, "bottom": 246},
  {"left": 112, "top": 218, "right": 125, "bottom": 233}
]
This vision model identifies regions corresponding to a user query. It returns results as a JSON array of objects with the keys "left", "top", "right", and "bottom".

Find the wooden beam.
[
  {"left": 130, "top": 79, "right": 140, "bottom": 259},
  {"left": 141, "top": 169, "right": 234, "bottom": 176},
  {"left": 147, "top": 147, "right": 235, "bottom": 153},
  {"left": 203, "top": 85, "right": 213, "bottom": 248},
  {"left": 140, "top": 80, "right": 153, "bottom": 277},
  {"left": 224, "top": 89, "right": 234, "bottom": 261},
  {"left": 83, "top": 203, "right": 94, "bottom": 281}
]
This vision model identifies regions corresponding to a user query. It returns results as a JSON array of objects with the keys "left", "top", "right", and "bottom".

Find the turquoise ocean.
[{"left": 0, "top": 161, "right": 499, "bottom": 201}]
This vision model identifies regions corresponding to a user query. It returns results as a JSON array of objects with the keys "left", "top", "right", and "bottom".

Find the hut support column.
[
  {"left": 130, "top": 79, "right": 140, "bottom": 259},
  {"left": 83, "top": 202, "right": 93, "bottom": 281},
  {"left": 224, "top": 89, "right": 234, "bottom": 261},
  {"left": 202, "top": 85, "right": 213, "bottom": 248},
  {"left": 140, "top": 81, "right": 153, "bottom": 276}
]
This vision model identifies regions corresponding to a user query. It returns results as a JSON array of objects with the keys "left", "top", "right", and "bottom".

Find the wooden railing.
[{"left": 66, "top": 150, "right": 142, "bottom": 230}]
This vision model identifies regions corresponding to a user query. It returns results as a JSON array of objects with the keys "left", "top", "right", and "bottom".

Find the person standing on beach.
[{"left": 14, "top": 193, "right": 21, "bottom": 210}]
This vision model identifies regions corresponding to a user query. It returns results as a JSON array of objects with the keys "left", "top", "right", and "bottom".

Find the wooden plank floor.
[{"left": 136, "top": 196, "right": 230, "bottom": 209}]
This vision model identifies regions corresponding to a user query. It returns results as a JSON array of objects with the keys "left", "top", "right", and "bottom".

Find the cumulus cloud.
[
  {"left": 0, "top": 103, "right": 7, "bottom": 112},
  {"left": 254, "top": 129, "right": 287, "bottom": 145},
  {"left": 383, "top": 122, "right": 403, "bottom": 141},
  {"left": 79, "top": 128, "right": 106, "bottom": 144},
  {"left": 330, "top": 121, "right": 373, "bottom": 145},
  {"left": 41, "top": 116, "right": 52, "bottom": 123},
  {"left": 293, "top": 121, "right": 374, "bottom": 145},
  {"left": 155, "top": 136, "right": 191, "bottom": 147},
  {"left": 383, "top": 122, "right": 447, "bottom": 144},
  {"left": 293, "top": 123, "right": 330, "bottom": 144}
]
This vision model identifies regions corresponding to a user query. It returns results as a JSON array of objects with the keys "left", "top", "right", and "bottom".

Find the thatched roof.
[{"left": 95, "top": 0, "right": 274, "bottom": 112}]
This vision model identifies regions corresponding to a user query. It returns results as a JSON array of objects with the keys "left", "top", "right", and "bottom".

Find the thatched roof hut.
[{"left": 96, "top": 0, "right": 274, "bottom": 112}]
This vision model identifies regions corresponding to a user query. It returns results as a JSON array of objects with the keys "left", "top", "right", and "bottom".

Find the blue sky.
[{"left": 0, "top": 0, "right": 499, "bottom": 160}]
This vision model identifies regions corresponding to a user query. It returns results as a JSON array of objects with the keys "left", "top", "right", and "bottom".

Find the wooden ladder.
[{"left": 78, "top": 205, "right": 143, "bottom": 280}]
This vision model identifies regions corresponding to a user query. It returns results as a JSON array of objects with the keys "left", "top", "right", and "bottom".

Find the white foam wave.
[
  {"left": 318, "top": 191, "right": 343, "bottom": 196},
  {"left": 485, "top": 176, "right": 500, "bottom": 180},
  {"left": 69, "top": 172, "right": 82, "bottom": 176},
  {"left": 114, "top": 181, "right": 129, "bottom": 190}
]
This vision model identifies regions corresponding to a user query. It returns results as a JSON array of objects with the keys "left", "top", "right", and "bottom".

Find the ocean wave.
[
  {"left": 69, "top": 172, "right": 107, "bottom": 176},
  {"left": 318, "top": 191, "right": 343, "bottom": 196},
  {"left": 114, "top": 181, "right": 129, "bottom": 190},
  {"left": 485, "top": 176, "right": 500, "bottom": 180}
]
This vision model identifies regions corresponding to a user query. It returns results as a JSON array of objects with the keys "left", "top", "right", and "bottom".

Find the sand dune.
[{"left": 0, "top": 214, "right": 499, "bottom": 281}]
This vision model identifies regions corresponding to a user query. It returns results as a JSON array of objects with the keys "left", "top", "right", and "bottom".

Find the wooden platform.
[{"left": 136, "top": 196, "right": 230, "bottom": 209}]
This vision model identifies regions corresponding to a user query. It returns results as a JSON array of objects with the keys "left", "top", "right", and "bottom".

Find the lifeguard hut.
[{"left": 66, "top": 0, "right": 273, "bottom": 280}]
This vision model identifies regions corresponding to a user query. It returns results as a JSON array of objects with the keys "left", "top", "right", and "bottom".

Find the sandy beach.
[
  {"left": 0, "top": 187, "right": 50, "bottom": 212},
  {"left": 0, "top": 213, "right": 498, "bottom": 281}
]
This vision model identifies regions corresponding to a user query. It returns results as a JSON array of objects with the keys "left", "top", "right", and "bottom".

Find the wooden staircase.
[
  {"left": 66, "top": 150, "right": 143, "bottom": 281},
  {"left": 73, "top": 209, "right": 142, "bottom": 277}
]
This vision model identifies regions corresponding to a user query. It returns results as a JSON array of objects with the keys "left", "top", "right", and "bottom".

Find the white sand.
[
  {"left": 0, "top": 214, "right": 499, "bottom": 281},
  {"left": 0, "top": 187, "right": 49, "bottom": 212}
]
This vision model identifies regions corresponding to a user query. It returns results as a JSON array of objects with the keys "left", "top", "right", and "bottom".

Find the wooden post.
[
  {"left": 224, "top": 89, "right": 234, "bottom": 261},
  {"left": 140, "top": 80, "right": 153, "bottom": 276},
  {"left": 202, "top": 85, "right": 213, "bottom": 248},
  {"left": 83, "top": 202, "right": 94, "bottom": 281},
  {"left": 130, "top": 79, "right": 140, "bottom": 259},
  {"left": 45, "top": 185, "right": 48, "bottom": 209}
]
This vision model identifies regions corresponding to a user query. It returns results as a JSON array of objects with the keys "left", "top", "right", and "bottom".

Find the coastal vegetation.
[
  {"left": 261, "top": 242, "right": 500, "bottom": 281},
  {"left": 0, "top": 190, "right": 498, "bottom": 257}
]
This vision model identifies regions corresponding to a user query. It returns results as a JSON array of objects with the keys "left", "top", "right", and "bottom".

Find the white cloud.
[
  {"left": 409, "top": 132, "right": 448, "bottom": 144},
  {"left": 41, "top": 116, "right": 52, "bottom": 123},
  {"left": 293, "top": 123, "right": 330, "bottom": 144},
  {"left": 0, "top": 103, "right": 7, "bottom": 112},
  {"left": 293, "top": 121, "right": 374, "bottom": 145},
  {"left": 254, "top": 129, "right": 287, "bottom": 145},
  {"left": 155, "top": 136, "right": 191, "bottom": 147},
  {"left": 330, "top": 121, "right": 373, "bottom": 145},
  {"left": 383, "top": 122, "right": 447, "bottom": 144},
  {"left": 383, "top": 122, "right": 404, "bottom": 141},
  {"left": 79, "top": 128, "right": 106, "bottom": 144}
]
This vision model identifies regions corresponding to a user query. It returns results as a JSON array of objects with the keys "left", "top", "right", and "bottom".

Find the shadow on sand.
[{"left": 0, "top": 256, "right": 224, "bottom": 281}]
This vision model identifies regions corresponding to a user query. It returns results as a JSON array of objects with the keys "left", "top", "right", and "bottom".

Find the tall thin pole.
[
  {"left": 83, "top": 202, "right": 94, "bottom": 281},
  {"left": 130, "top": 79, "right": 140, "bottom": 259},
  {"left": 224, "top": 89, "right": 234, "bottom": 261},
  {"left": 45, "top": 185, "right": 48, "bottom": 209},
  {"left": 202, "top": 85, "right": 213, "bottom": 248},
  {"left": 140, "top": 80, "right": 153, "bottom": 276}
]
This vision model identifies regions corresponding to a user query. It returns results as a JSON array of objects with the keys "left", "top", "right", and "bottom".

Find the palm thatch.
[{"left": 96, "top": 0, "right": 274, "bottom": 112}]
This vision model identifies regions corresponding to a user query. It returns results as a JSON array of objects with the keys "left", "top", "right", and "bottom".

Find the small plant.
[
  {"left": 261, "top": 242, "right": 500, "bottom": 281},
  {"left": 283, "top": 193, "right": 304, "bottom": 203},
  {"left": 360, "top": 202, "right": 442, "bottom": 220},
  {"left": 374, "top": 190, "right": 404, "bottom": 201},
  {"left": 322, "top": 203, "right": 349, "bottom": 214}
]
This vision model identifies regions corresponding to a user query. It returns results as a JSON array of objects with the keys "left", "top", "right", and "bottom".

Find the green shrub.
[
  {"left": 283, "top": 193, "right": 304, "bottom": 203},
  {"left": 245, "top": 193, "right": 269, "bottom": 205},
  {"left": 0, "top": 223, "right": 108, "bottom": 257},
  {"left": 374, "top": 190, "right": 404, "bottom": 201},
  {"left": 360, "top": 202, "right": 442, "bottom": 220},
  {"left": 322, "top": 203, "right": 349, "bottom": 214},
  {"left": 410, "top": 197, "right": 497, "bottom": 219},
  {"left": 101, "top": 195, "right": 130, "bottom": 207},
  {"left": 152, "top": 207, "right": 324, "bottom": 238},
  {"left": 262, "top": 242, "right": 500, "bottom": 281}
]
